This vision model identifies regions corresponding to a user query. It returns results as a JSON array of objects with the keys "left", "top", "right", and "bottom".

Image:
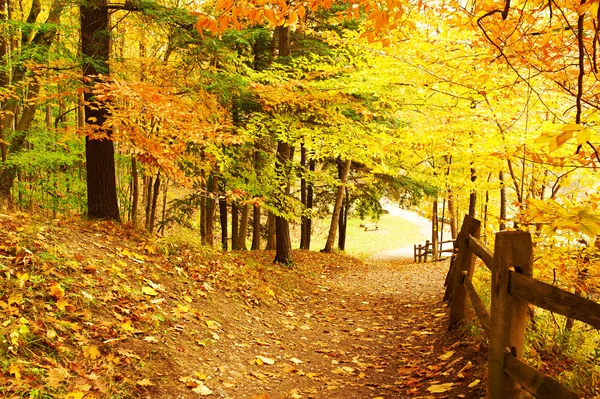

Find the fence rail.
[
  {"left": 444, "top": 214, "right": 600, "bottom": 399},
  {"left": 413, "top": 239, "right": 455, "bottom": 262}
]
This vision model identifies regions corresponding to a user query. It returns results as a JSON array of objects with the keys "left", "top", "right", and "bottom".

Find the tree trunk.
[
  {"left": 499, "top": 170, "right": 506, "bottom": 231},
  {"left": 205, "top": 175, "right": 218, "bottom": 246},
  {"left": 148, "top": 172, "right": 160, "bottom": 232},
  {"left": 300, "top": 144, "right": 309, "bottom": 249},
  {"left": 338, "top": 186, "right": 349, "bottom": 251},
  {"left": 158, "top": 179, "right": 168, "bottom": 234},
  {"left": 432, "top": 199, "right": 439, "bottom": 261},
  {"left": 266, "top": 212, "right": 276, "bottom": 250},
  {"left": 81, "top": 0, "right": 120, "bottom": 221},
  {"left": 231, "top": 202, "right": 240, "bottom": 250},
  {"left": 274, "top": 141, "right": 293, "bottom": 264},
  {"left": 219, "top": 181, "right": 228, "bottom": 251},
  {"left": 131, "top": 157, "right": 139, "bottom": 226},
  {"left": 238, "top": 204, "right": 250, "bottom": 250},
  {"left": 251, "top": 204, "right": 261, "bottom": 250},
  {"left": 144, "top": 176, "right": 153, "bottom": 229},
  {"left": 306, "top": 159, "right": 315, "bottom": 249},
  {"left": 468, "top": 165, "right": 477, "bottom": 217},
  {"left": 323, "top": 159, "right": 351, "bottom": 253}
]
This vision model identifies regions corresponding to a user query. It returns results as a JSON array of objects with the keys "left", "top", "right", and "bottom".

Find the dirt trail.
[{"left": 196, "top": 257, "right": 487, "bottom": 399}]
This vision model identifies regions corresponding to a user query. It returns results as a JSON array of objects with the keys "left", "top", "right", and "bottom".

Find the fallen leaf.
[
  {"left": 256, "top": 355, "right": 275, "bottom": 365},
  {"left": 438, "top": 350, "right": 455, "bottom": 361},
  {"left": 64, "top": 392, "right": 85, "bottom": 399},
  {"left": 49, "top": 283, "right": 65, "bottom": 299},
  {"left": 427, "top": 382, "right": 454, "bottom": 393},
  {"left": 290, "top": 357, "right": 303, "bottom": 364},
  {"left": 136, "top": 378, "right": 155, "bottom": 386},
  {"left": 142, "top": 286, "right": 158, "bottom": 296},
  {"left": 46, "top": 367, "right": 70, "bottom": 388},
  {"left": 83, "top": 345, "right": 101, "bottom": 359},
  {"left": 468, "top": 379, "right": 481, "bottom": 388},
  {"left": 192, "top": 383, "right": 213, "bottom": 395}
]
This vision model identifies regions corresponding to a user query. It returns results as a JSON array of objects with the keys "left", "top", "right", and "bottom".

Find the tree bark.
[
  {"left": 238, "top": 204, "right": 250, "bottom": 250},
  {"left": 148, "top": 172, "right": 160, "bottom": 232},
  {"left": 266, "top": 212, "right": 276, "bottom": 250},
  {"left": 468, "top": 165, "right": 477, "bottom": 217},
  {"left": 144, "top": 176, "right": 153, "bottom": 229},
  {"left": 274, "top": 141, "right": 293, "bottom": 264},
  {"left": 300, "top": 144, "right": 309, "bottom": 249},
  {"left": 231, "top": 202, "right": 239, "bottom": 250},
  {"left": 81, "top": 0, "right": 120, "bottom": 221},
  {"left": 204, "top": 175, "right": 218, "bottom": 246},
  {"left": 218, "top": 181, "right": 228, "bottom": 251},
  {"left": 338, "top": 186, "right": 349, "bottom": 251},
  {"left": 323, "top": 159, "right": 351, "bottom": 253},
  {"left": 251, "top": 204, "right": 261, "bottom": 250},
  {"left": 499, "top": 170, "right": 506, "bottom": 231},
  {"left": 131, "top": 157, "right": 139, "bottom": 226}
]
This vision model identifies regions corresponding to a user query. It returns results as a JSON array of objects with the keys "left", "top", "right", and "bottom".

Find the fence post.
[
  {"left": 488, "top": 231, "right": 533, "bottom": 399},
  {"left": 424, "top": 240, "right": 430, "bottom": 262},
  {"left": 414, "top": 244, "right": 417, "bottom": 262},
  {"left": 448, "top": 215, "right": 480, "bottom": 329}
]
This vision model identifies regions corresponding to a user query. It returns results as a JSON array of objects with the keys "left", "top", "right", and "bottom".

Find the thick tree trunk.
[
  {"left": 266, "top": 212, "right": 276, "bottom": 250},
  {"left": 251, "top": 205, "right": 261, "bottom": 250},
  {"left": 274, "top": 141, "right": 293, "bottom": 264},
  {"left": 323, "top": 159, "right": 351, "bottom": 253},
  {"left": 238, "top": 204, "right": 249, "bottom": 250},
  {"left": 81, "top": 0, "right": 120, "bottom": 221}
]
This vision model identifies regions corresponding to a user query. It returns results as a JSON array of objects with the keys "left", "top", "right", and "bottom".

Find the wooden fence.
[
  {"left": 444, "top": 215, "right": 600, "bottom": 399},
  {"left": 414, "top": 239, "right": 455, "bottom": 262}
]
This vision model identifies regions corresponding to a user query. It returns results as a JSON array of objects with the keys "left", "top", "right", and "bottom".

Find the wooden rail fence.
[
  {"left": 414, "top": 239, "right": 455, "bottom": 262},
  {"left": 444, "top": 215, "right": 600, "bottom": 399}
]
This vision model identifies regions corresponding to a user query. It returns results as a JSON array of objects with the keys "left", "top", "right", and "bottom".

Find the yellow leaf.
[
  {"left": 49, "top": 283, "right": 65, "bottom": 299},
  {"left": 8, "top": 363, "right": 21, "bottom": 379},
  {"left": 142, "top": 286, "right": 158, "bottom": 296},
  {"left": 136, "top": 378, "right": 155, "bottom": 386},
  {"left": 206, "top": 320, "right": 221, "bottom": 330},
  {"left": 468, "top": 379, "right": 481, "bottom": 388},
  {"left": 427, "top": 382, "right": 454, "bottom": 393},
  {"left": 83, "top": 345, "right": 101, "bottom": 359},
  {"left": 560, "top": 123, "right": 584, "bottom": 132},
  {"left": 256, "top": 355, "right": 275, "bottom": 365},
  {"left": 577, "top": 128, "right": 592, "bottom": 145},
  {"left": 439, "top": 350, "right": 455, "bottom": 360},
  {"left": 121, "top": 320, "right": 135, "bottom": 333},
  {"left": 56, "top": 298, "right": 70, "bottom": 312},
  {"left": 64, "top": 392, "right": 86, "bottom": 399},
  {"left": 46, "top": 367, "right": 70, "bottom": 389}
]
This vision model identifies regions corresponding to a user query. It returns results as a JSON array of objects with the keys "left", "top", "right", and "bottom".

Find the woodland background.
[{"left": 1, "top": 0, "right": 600, "bottom": 395}]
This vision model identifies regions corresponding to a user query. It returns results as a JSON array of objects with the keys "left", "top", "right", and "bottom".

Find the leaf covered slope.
[{"left": 0, "top": 211, "right": 486, "bottom": 398}]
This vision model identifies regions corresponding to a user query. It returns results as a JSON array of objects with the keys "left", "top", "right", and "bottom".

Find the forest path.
[{"left": 213, "top": 256, "right": 487, "bottom": 399}]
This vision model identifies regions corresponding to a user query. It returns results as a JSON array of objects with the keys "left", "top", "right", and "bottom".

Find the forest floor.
[{"left": 0, "top": 212, "right": 488, "bottom": 399}]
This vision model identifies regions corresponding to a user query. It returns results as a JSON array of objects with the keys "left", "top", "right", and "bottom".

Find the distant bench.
[{"left": 359, "top": 223, "right": 379, "bottom": 231}]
